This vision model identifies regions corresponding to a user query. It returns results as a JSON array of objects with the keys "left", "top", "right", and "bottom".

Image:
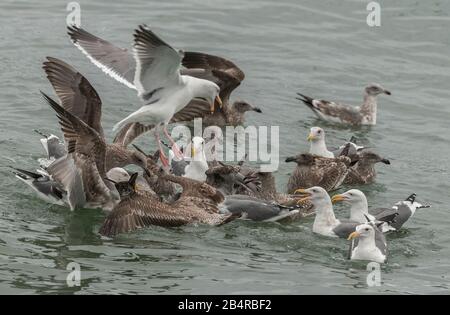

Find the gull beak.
[
  {"left": 133, "top": 184, "right": 140, "bottom": 192},
  {"left": 331, "top": 194, "right": 346, "bottom": 204},
  {"left": 253, "top": 107, "right": 262, "bottom": 113},
  {"left": 384, "top": 90, "right": 391, "bottom": 95},
  {"left": 294, "top": 189, "right": 311, "bottom": 203},
  {"left": 381, "top": 158, "right": 391, "bottom": 165},
  {"left": 212, "top": 95, "right": 222, "bottom": 112},
  {"left": 347, "top": 231, "right": 361, "bottom": 241},
  {"left": 307, "top": 133, "right": 315, "bottom": 142},
  {"left": 191, "top": 147, "right": 196, "bottom": 158}
]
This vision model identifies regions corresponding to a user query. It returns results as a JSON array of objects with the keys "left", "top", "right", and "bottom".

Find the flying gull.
[
  {"left": 332, "top": 190, "right": 430, "bottom": 232},
  {"left": 99, "top": 171, "right": 237, "bottom": 237},
  {"left": 67, "top": 25, "right": 222, "bottom": 166},
  {"left": 296, "top": 83, "right": 391, "bottom": 125},
  {"left": 285, "top": 153, "right": 351, "bottom": 194},
  {"left": 307, "top": 127, "right": 334, "bottom": 158},
  {"left": 348, "top": 223, "right": 387, "bottom": 264}
]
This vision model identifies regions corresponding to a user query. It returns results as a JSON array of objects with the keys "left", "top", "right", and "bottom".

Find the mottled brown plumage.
[
  {"left": 99, "top": 166, "right": 236, "bottom": 237},
  {"left": 344, "top": 151, "right": 390, "bottom": 185},
  {"left": 286, "top": 153, "right": 350, "bottom": 194}
]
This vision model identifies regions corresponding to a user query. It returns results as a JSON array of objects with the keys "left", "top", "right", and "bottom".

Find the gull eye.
[{"left": 365, "top": 228, "right": 370, "bottom": 232}]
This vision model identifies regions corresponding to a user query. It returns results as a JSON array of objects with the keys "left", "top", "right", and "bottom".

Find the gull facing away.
[
  {"left": 348, "top": 223, "right": 387, "bottom": 264},
  {"left": 343, "top": 151, "right": 390, "bottom": 185},
  {"left": 296, "top": 83, "right": 391, "bottom": 125},
  {"left": 332, "top": 190, "right": 430, "bottom": 232},
  {"left": 285, "top": 153, "right": 351, "bottom": 194},
  {"left": 307, "top": 127, "right": 334, "bottom": 158},
  {"left": 67, "top": 25, "right": 222, "bottom": 166}
]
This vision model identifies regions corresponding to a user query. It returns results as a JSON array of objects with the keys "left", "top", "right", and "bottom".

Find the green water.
[{"left": 0, "top": 0, "right": 449, "bottom": 294}]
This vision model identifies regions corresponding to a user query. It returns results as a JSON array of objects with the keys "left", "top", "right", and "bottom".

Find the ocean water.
[{"left": 0, "top": 0, "right": 449, "bottom": 294}]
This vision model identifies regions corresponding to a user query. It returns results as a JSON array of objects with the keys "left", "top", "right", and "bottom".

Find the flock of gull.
[{"left": 12, "top": 24, "right": 430, "bottom": 265}]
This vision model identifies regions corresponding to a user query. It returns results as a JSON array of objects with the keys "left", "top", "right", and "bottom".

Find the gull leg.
[
  {"left": 154, "top": 126, "right": 169, "bottom": 168},
  {"left": 162, "top": 124, "right": 184, "bottom": 159}
]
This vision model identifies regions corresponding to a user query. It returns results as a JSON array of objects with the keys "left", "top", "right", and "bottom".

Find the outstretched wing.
[
  {"left": 68, "top": 26, "right": 136, "bottom": 89},
  {"left": 133, "top": 25, "right": 183, "bottom": 99},
  {"left": 43, "top": 57, "right": 104, "bottom": 136}
]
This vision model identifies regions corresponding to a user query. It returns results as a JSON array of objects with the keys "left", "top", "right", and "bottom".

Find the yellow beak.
[
  {"left": 191, "top": 147, "right": 196, "bottom": 158},
  {"left": 307, "top": 133, "right": 315, "bottom": 141},
  {"left": 211, "top": 95, "right": 222, "bottom": 113},
  {"left": 331, "top": 194, "right": 346, "bottom": 204},
  {"left": 347, "top": 231, "right": 361, "bottom": 241}
]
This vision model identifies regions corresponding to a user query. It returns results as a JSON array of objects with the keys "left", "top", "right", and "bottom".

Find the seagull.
[
  {"left": 331, "top": 190, "right": 429, "bottom": 231},
  {"left": 168, "top": 136, "right": 209, "bottom": 182},
  {"left": 307, "top": 127, "right": 334, "bottom": 158},
  {"left": 285, "top": 153, "right": 350, "bottom": 194},
  {"left": 181, "top": 52, "right": 261, "bottom": 126},
  {"left": 42, "top": 57, "right": 148, "bottom": 172},
  {"left": 67, "top": 25, "right": 222, "bottom": 166},
  {"left": 295, "top": 187, "right": 360, "bottom": 238},
  {"left": 99, "top": 171, "right": 237, "bottom": 237},
  {"left": 343, "top": 151, "right": 390, "bottom": 185},
  {"left": 348, "top": 223, "right": 387, "bottom": 264},
  {"left": 34, "top": 130, "right": 66, "bottom": 164},
  {"left": 296, "top": 83, "right": 391, "bottom": 125}
]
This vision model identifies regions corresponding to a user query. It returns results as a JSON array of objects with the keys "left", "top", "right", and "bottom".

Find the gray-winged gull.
[
  {"left": 332, "top": 190, "right": 429, "bottom": 232},
  {"left": 67, "top": 25, "right": 223, "bottom": 167},
  {"left": 297, "top": 83, "right": 391, "bottom": 125}
]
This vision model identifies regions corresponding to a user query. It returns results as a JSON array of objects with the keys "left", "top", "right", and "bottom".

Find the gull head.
[
  {"left": 130, "top": 149, "right": 150, "bottom": 170},
  {"left": 198, "top": 80, "right": 222, "bottom": 112},
  {"left": 233, "top": 100, "right": 262, "bottom": 114},
  {"left": 332, "top": 189, "right": 367, "bottom": 205},
  {"left": 285, "top": 153, "right": 315, "bottom": 166},
  {"left": 348, "top": 223, "right": 376, "bottom": 241},
  {"left": 358, "top": 151, "right": 390, "bottom": 165},
  {"left": 190, "top": 136, "right": 206, "bottom": 160},
  {"left": 307, "top": 127, "right": 326, "bottom": 142},
  {"left": 365, "top": 83, "right": 391, "bottom": 96}
]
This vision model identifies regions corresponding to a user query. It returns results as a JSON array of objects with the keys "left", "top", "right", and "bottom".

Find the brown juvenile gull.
[
  {"left": 296, "top": 83, "right": 391, "bottom": 125},
  {"left": 42, "top": 57, "right": 148, "bottom": 172},
  {"left": 343, "top": 151, "right": 390, "bottom": 185},
  {"left": 67, "top": 25, "right": 222, "bottom": 167},
  {"left": 285, "top": 153, "right": 350, "bottom": 194},
  {"left": 99, "top": 171, "right": 237, "bottom": 237},
  {"left": 181, "top": 52, "right": 262, "bottom": 127}
]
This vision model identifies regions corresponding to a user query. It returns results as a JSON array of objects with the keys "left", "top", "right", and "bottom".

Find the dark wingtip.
[{"left": 405, "top": 193, "right": 416, "bottom": 203}]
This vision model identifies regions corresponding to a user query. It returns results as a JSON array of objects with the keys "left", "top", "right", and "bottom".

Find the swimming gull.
[
  {"left": 99, "top": 171, "right": 237, "bottom": 237},
  {"left": 295, "top": 187, "right": 360, "bottom": 238},
  {"left": 67, "top": 25, "right": 222, "bottom": 166},
  {"left": 307, "top": 127, "right": 334, "bottom": 158},
  {"left": 348, "top": 223, "right": 387, "bottom": 264},
  {"left": 343, "top": 151, "right": 390, "bottom": 185},
  {"left": 296, "top": 83, "right": 391, "bottom": 125},
  {"left": 285, "top": 153, "right": 350, "bottom": 194}
]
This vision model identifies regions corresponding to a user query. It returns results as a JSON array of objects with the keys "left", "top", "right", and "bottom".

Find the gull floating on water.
[
  {"left": 285, "top": 153, "right": 351, "bottom": 194},
  {"left": 297, "top": 83, "right": 391, "bottom": 125},
  {"left": 332, "top": 190, "right": 430, "bottom": 232},
  {"left": 99, "top": 170, "right": 237, "bottom": 237},
  {"left": 67, "top": 25, "right": 222, "bottom": 166},
  {"left": 307, "top": 127, "right": 334, "bottom": 158},
  {"left": 343, "top": 151, "right": 390, "bottom": 185},
  {"left": 348, "top": 223, "right": 387, "bottom": 264}
]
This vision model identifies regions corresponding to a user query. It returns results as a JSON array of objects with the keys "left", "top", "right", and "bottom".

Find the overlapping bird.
[{"left": 12, "top": 24, "right": 430, "bottom": 265}]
